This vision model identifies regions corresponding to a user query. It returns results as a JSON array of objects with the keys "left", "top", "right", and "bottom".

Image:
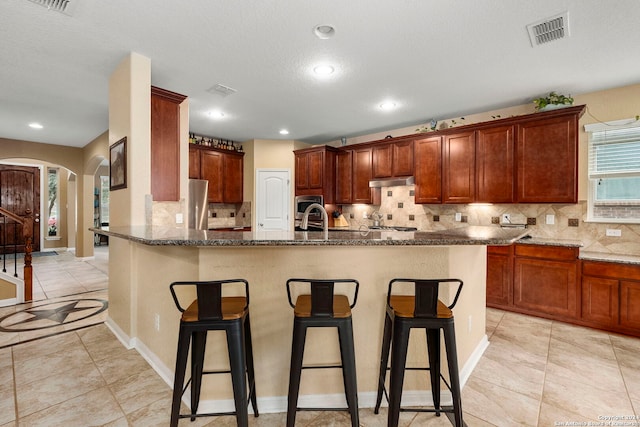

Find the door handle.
[
  {"left": 34, "top": 218, "right": 40, "bottom": 223},
  {"left": 259, "top": 223, "right": 264, "bottom": 227}
]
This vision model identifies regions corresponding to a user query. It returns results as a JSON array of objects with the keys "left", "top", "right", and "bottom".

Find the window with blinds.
[{"left": 585, "top": 118, "right": 640, "bottom": 222}]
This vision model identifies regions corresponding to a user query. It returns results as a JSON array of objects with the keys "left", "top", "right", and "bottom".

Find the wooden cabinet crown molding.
[{"left": 151, "top": 86, "right": 187, "bottom": 104}]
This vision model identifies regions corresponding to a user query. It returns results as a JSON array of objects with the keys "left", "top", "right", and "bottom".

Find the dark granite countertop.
[
  {"left": 92, "top": 225, "right": 529, "bottom": 247},
  {"left": 579, "top": 251, "right": 640, "bottom": 266},
  {"left": 515, "top": 236, "right": 583, "bottom": 248}
]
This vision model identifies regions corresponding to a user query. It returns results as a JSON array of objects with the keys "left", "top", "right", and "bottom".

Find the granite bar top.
[{"left": 92, "top": 225, "right": 529, "bottom": 247}]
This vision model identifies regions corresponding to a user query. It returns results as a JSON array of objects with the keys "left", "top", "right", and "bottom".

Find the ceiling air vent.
[
  {"left": 527, "top": 12, "right": 569, "bottom": 47},
  {"left": 207, "top": 84, "right": 238, "bottom": 97},
  {"left": 27, "top": 0, "right": 78, "bottom": 15}
]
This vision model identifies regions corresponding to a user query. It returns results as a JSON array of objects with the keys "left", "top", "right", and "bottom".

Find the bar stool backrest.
[
  {"left": 388, "top": 278, "right": 463, "bottom": 318},
  {"left": 287, "top": 278, "right": 360, "bottom": 318},
  {"left": 170, "top": 279, "right": 249, "bottom": 321}
]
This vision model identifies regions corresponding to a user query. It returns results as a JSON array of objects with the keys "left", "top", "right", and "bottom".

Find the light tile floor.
[{"left": 1, "top": 249, "right": 639, "bottom": 426}]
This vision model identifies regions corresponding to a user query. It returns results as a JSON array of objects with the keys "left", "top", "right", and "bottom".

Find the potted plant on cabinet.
[{"left": 533, "top": 91, "right": 574, "bottom": 111}]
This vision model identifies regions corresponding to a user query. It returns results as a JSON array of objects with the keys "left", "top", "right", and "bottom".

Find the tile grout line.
[
  {"left": 609, "top": 333, "right": 637, "bottom": 417},
  {"left": 11, "top": 346, "right": 19, "bottom": 425}
]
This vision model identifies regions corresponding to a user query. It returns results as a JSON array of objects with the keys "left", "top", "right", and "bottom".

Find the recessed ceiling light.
[
  {"left": 28, "top": 122, "right": 43, "bottom": 129},
  {"left": 313, "top": 65, "right": 335, "bottom": 76},
  {"left": 279, "top": 129, "right": 290, "bottom": 135},
  {"left": 208, "top": 111, "right": 225, "bottom": 119},
  {"left": 379, "top": 102, "right": 397, "bottom": 111},
  {"left": 313, "top": 25, "right": 336, "bottom": 39}
]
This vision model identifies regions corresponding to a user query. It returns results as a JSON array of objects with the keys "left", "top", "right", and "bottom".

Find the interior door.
[
  {"left": 0, "top": 165, "right": 41, "bottom": 253},
  {"left": 256, "top": 169, "right": 290, "bottom": 231}
]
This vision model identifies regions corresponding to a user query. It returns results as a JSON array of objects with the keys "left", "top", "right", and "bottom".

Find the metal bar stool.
[
  {"left": 374, "top": 278, "right": 465, "bottom": 427},
  {"left": 285, "top": 278, "right": 360, "bottom": 427},
  {"left": 169, "top": 279, "right": 258, "bottom": 427}
]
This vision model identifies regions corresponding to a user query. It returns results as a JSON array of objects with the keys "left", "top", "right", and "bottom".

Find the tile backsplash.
[{"left": 337, "top": 185, "right": 640, "bottom": 256}]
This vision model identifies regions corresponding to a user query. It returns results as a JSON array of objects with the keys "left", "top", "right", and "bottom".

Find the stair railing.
[{"left": 0, "top": 207, "right": 33, "bottom": 301}]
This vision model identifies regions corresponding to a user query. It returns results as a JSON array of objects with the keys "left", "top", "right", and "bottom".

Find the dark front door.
[{"left": 0, "top": 165, "right": 41, "bottom": 253}]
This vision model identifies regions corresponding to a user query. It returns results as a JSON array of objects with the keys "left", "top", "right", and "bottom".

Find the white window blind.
[{"left": 587, "top": 122, "right": 640, "bottom": 179}]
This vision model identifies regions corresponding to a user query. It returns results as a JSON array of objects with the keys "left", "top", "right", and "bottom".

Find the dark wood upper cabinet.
[
  {"left": 372, "top": 144, "right": 393, "bottom": 178},
  {"left": 223, "top": 152, "right": 244, "bottom": 203},
  {"left": 150, "top": 86, "right": 187, "bottom": 202},
  {"left": 189, "top": 145, "right": 244, "bottom": 204},
  {"left": 442, "top": 131, "right": 476, "bottom": 204},
  {"left": 414, "top": 136, "right": 442, "bottom": 204},
  {"left": 516, "top": 113, "right": 579, "bottom": 203},
  {"left": 352, "top": 147, "right": 374, "bottom": 204},
  {"left": 476, "top": 125, "right": 515, "bottom": 203},
  {"left": 372, "top": 139, "right": 414, "bottom": 179},
  {"left": 392, "top": 139, "right": 414, "bottom": 177},
  {"left": 200, "top": 150, "right": 224, "bottom": 203},
  {"left": 335, "top": 150, "right": 353, "bottom": 204},
  {"left": 294, "top": 146, "right": 337, "bottom": 204}
]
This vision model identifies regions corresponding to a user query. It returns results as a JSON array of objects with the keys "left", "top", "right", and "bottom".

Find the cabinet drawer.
[
  {"left": 582, "top": 261, "right": 640, "bottom": 281},
  {"left": 487, "top": 245, "right": 512, "bottom": 256},
  {"left": 515, "top": 244, "right": 578, "bottom": 261}
]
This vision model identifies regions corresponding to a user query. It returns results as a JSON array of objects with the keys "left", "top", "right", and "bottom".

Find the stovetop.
[{"left": 368, "top": 226, "right": 418, "bottom": 232}]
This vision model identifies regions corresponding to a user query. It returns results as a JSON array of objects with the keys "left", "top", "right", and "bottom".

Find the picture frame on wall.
[{"left": 110, "top": 137, "right": 127, "bottom": 191}]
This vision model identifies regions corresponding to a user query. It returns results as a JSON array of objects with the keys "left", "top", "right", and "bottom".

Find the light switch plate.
[
  {"left": 546, "top": 214, "right": 555, "bottom": 225},
  {"left": 455, "top": 212, "right": 462, "bottom": 222},
  {"left": 606, "top": 229, "right": 622, "bottom": 237},
  {"left": 176, "top": 213, "right": 184, "bottom": 224}
]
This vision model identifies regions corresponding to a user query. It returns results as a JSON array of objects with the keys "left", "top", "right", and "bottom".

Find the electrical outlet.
[
  {"left": 175, "top": 213, "right": 184, "bottom": 224},
  {"left": 455, "top": 212, "right": 462, "bottom": 222},
  {"left": 501, "top": 214, "right": 510, "bottom": 223},
  {"left": 362, "top": 211, "right": 368, "bottom": 219},
  {"left": 546, "top": 214, "right": 555, "bottom": 225},
  {"left": 154, "top": 314, "right": 160, "bottom": 331},
  {"left": 491, "top": 217, "right": 500, "bottom": 224},
  {"left": 606, "top": 229, "right": 622, "bottom": 237}
]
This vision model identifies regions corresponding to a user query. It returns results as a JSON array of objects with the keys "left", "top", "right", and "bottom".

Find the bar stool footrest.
[{"left": 297, "top": 407, "right": 351, "bottom": 412}]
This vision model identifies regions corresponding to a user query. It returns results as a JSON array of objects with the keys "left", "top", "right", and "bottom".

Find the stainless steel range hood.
[{"left": 369, "top": 176, "right": 415, "bottom": 188}]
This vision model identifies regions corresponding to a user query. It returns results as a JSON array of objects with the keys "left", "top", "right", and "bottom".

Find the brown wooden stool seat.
[
  {"left": 286, "top": 278, "right": 360, "bottom": 427},
  {"left": 374, "top": 278, "right": 465, "bottom": 427},
  {"left": 169, "top": 279, "right": 258, "bottom": 427}
]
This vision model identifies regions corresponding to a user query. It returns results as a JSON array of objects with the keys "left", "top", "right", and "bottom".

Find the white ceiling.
[{"left": 1, "top": 0, "right": 639, "bottom": 148}]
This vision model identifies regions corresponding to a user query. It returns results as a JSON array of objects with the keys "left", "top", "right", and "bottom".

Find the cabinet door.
[
  {"left": 414, "top": 136, "right": 442, "bottom": 204},
  {"left": 372, "top": 144, "right": 393, "bottom": 178},
  {"left": 352, "top": 147, "right": 373, "bottom": 204},
  {"left": 516, "top": 115, "right": 578, "bottom": 203},
  {"left": 336, "top": 150, "right": 353, "bottom": 204},
  {"left": 295, "top": 153, "right": 309, "bottom": 190},
  {"left": 150, "top": 89, "right": 182, "bottom": 201},
  {"left": 188, "top": 146, "right": 201, "bottom": 179},
  {"left": 513, "top": 257, "right": 578, "bottom": 318},
  {"left": 581, "top": 275, "right": 620, "bottom": 327},
  {"left": 393, "top": 140, "right": 414, "bottom": 177},
  {"left": 223, "top": 153, "right": 244, "bottom": 203},
  {"left": 443, "top": 131, "right": 475, "bottom": 203},
  {"left": 486, "top": 245, "right": 513, "bottom": 307},
  {"left": 476, "top": 125, "right": 514, "bottom": 203},
  {"left": 620, "top": 280, "right": 640, "bottom": 330},
  {"left": 200, "top": 150, "right": 224, "bottom": 203},
  {"left": 307, "top": 151, "right": 324, "bottom": 189}
]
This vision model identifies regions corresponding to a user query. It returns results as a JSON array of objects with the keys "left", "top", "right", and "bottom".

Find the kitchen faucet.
[{"left": 300, "top": 203, "right": 328, "bottom": 233}]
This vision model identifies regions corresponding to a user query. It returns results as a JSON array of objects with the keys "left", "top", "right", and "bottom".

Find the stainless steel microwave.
[{"left": 294, "top": 195, "right": 324, "bottom": 228}]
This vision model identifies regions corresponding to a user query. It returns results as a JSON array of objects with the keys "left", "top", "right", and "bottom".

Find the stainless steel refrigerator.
[{"left": 188, "top": 179, "right": 209, "bottom": 230}]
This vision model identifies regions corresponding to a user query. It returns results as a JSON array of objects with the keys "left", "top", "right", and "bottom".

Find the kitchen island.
[{"left": 96, "top": 225, "right": 528, "bottom": 414}]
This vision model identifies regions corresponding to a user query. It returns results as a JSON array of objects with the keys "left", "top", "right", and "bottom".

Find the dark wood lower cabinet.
[
  {"left": 582, "top": 261, "right": 640, "bottom": 335},
  {"left": 486, "top": 245, "right": 512, "bottom": 307},
  {"left": 512, "top": 245, "right": 579, "bottom": 321},
  {"left": 488, "top": 249, "right": 640, "bottom": 337}
]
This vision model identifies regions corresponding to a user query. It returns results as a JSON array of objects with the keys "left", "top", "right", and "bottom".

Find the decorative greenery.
[{"left": 533, "top": 91, "right": 574, "bottom": 111}]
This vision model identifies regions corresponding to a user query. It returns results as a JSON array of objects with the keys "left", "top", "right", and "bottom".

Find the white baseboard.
[
  {"left": 104, "top": 316, "right": 134, "bottom": 350},
  {"left": 120, "top": 331, "right": 490, "bottom": 416},
  {"left": 0, "top": 297, "right": 19, "bottom": 308}
]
